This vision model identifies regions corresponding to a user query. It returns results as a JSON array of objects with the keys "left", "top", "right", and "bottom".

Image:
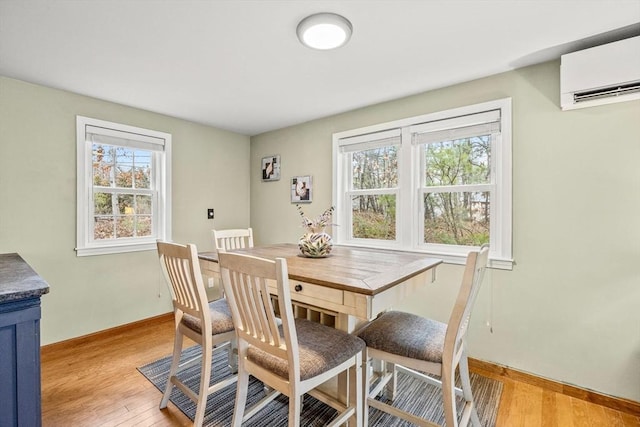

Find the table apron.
[{"left": 199, "top": 259, "right": 436, "bottom": 328}]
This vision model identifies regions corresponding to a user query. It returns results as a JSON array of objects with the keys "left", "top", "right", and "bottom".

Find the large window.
[
  {"left": 76, "top": 116, "right": 171, "bottom": 256},
  {"left": 333, "top": 99, "right": 512, "bottom": 269}
]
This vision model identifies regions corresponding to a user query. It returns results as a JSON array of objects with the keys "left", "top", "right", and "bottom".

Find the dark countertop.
[{"left": 0, "top": 253, "right": 50, "bottom": 303}]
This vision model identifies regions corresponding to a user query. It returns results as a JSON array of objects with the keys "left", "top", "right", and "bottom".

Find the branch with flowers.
[{"left": 296, "top": 205, "right": 336, "bottom": 234}]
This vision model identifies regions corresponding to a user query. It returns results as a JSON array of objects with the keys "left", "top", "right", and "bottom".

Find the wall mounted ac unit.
[{"left": 560, "top": 36, "right": 640, "bottom": 110}]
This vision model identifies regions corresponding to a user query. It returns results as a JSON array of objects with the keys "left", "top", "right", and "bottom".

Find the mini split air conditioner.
[{"left": 560, "top": 36, "right": 640, "bottom": 110}]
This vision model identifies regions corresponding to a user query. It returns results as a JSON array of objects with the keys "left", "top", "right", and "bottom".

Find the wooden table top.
[{"left": 199, "top": 243, "right": 442, "bottom": 296}]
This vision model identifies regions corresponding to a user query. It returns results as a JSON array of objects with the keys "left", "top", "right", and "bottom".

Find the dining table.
[{"left": 198, "top": 243, "right": 442, "bottom": 332}]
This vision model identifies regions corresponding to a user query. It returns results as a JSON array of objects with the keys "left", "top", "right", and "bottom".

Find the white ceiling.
[{"left": 1, "top": 1, "right": 639, "bottom": 136}]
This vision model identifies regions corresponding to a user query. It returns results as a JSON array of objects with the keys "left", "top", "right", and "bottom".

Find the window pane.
[
  {"left": 136, "top": 195, "right": 152, "bottom": 214},
  {"left": 116, "top": 216, "right": 134, "bottom": 238},
  {"left": 115, "top": 146, "right": 133, "bottom": 188},
  {"left": 117, "top": 194, "right": 134, "bottom": 214},
  {"left": 134, "top": 163, "right": 151, "bottom": 189},
  {"left": 351, "top": 195, "right": 396, "bottom": 240},
  {"left": 136, "top": 216, "right": 152, "bottom": 236},
  {"left": 94, "top": 192, "right": 112, "bottom": 215},
  {"left": 352, "top": 146, "right": 398, "bottom": 189},
  {"left": 92, "top": 145, "right": 114, "bottom": 186},
  {"left": 425, "top": 136, "right": 490, "bottom": 186},
  {"left": 94, "top": 217, "right": 114, "bottom": 240},
  {"left": 423, "top": 192, "right": 489, "bottom": 245}
]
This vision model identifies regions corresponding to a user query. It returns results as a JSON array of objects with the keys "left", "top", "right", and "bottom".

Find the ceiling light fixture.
[{"left": 297, "top": 12, "right": 352, "bottom": 50}]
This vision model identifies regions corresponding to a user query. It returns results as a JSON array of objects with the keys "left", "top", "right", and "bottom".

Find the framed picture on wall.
[
  {"left": 291, "top": 176, "right": 312, "bottom": 203},
  {"left": 261, "top": 155, "right": 280, "bottom": 181}
]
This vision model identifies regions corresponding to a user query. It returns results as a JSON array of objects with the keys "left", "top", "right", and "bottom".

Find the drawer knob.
[{"left": 294, "top": 284, "right": 303, "bottom": 292}]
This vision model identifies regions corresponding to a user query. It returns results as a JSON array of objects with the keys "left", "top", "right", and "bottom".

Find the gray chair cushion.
[
  {"left": 181, "top": 298, "right": 235, "bottom": 336},
  {"left": 357, "top": 311, "right": 446, "bottom": 363},
  {"left": 247, "top": 318, "right": 365, "bottom": 381}
]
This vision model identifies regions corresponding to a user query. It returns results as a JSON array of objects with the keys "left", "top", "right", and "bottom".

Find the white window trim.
[
  {"left": 76, "top": 116, "right": 172, "bottom": 256},
  {"left": 332, "top": 98, "right": 513, "bottom": 270}
]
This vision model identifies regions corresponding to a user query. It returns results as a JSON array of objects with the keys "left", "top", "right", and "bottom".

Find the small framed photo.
[
  {"left": 291, "top": 176, "right": 312, "bottom": 203},
  {"left": 261, "top": 155, "right": 280, "bottom": 181}
]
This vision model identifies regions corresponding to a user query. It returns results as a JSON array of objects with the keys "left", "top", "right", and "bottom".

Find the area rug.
[{"left": 138, "top": 346, "right": 502, "bottom": 426}]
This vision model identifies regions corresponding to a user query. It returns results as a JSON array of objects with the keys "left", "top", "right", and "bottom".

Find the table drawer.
[
  {"left": 273, "top": 280, "right": 343, "bottom": 306},
  {"left": 199, "top": 259, "right": 219, "bottom": 275}
]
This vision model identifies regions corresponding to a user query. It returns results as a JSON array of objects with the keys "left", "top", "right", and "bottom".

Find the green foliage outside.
[
  {"left": 351, "top": 135, "right": 491, "bottom": 245},
  {"left": 423, "top": 136, "right": 490, "bottom": 245},
  {"left": 352, "top": 195, "right": 396, "bottom": 240}
]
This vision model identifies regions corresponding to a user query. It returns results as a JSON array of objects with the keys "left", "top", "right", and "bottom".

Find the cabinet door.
[{"left": 0, "top": 298, "right": 42, "bottom": 427}]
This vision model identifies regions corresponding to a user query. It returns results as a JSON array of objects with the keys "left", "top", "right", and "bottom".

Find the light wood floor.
[{"left": 41, "top": 314, "right": 640, "bottom": 427}]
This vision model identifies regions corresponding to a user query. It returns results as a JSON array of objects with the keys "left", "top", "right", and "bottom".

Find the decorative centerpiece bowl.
[
  {"left": 298, "top": 231, "right": 333, "bottom": 258},
  {"left": 296, "top": 205, "right": 335, "bottom": 258}
]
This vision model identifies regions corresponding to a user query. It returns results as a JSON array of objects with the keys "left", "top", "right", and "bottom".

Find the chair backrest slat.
[
  {"left": 212, "top": 228, "right": 254, "bottom": 252},
  {"left": 259, "top": 277, "right": 282, "bottom": 346},
  {"left": 231, "top": 270, "right": 248, "bottom": 331},
  {"left": 250, "top": 276, "right": 271, "bottom": 342}
]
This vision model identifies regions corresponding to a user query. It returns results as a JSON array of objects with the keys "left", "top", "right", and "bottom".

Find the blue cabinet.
[{"left": 0, "top": 254, "right": 49, "bottom": 427}]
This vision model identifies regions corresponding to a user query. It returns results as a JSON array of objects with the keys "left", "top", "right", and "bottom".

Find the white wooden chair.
[
  {"left": 212, "top": 228, "right": 254, "bottom": 251},
  {"left": 211, "top": 228, "right": 253, "bottom": 369},
  {"left": 218, "top": 252, "right": 365, "bottom": 427},
  {"left": 357, "top": 245, "right": 490, "bottom": 427},
  {"left": 156, "top": 241, "right": 238, "bottom": 427}
]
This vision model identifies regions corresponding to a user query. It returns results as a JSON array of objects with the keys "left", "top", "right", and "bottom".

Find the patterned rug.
[{"left": 138, "top": 346, "right": 502, "bottom": 426}]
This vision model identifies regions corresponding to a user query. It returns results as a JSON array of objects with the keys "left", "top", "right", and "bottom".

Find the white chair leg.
[
  {"left": 383, "top": 361, "right": 397, "bottom": 400},
  {"left": 459, "top": 354, "right": 481, "bottom": 427},
  {"left": 442, "top": 361, "right": 458, "bottom": 427},
  {"left": 232, "top": 362, "right": 249, "bottom": 427},
  {"left": 363, "top": 354, "right": 371, "bottom": 427},
  {"left": 228, "top": 338, "right": 238, "bottom": 374},
  {"left": 289, "top": 393, "right": 302, "bottom": 427},
  {"left": 352, "top": 352, "right": 363, "bottom": 427},
  {"left": 193, "top": 339, "right": 213, "bottom": 427},
  {"left": 160, "top": 329, "right": 183, "bottom": 409}
]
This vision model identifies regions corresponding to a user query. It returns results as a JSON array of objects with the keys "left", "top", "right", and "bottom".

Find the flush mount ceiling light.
[{"left": 297, "top": 12, "right": 352, "bottom": 50}]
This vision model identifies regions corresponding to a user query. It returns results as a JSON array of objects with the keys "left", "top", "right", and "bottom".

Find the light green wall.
[
  {"left": 0, "top": 76, "right": 251, "bottom": 345},
  {"left": 249, "top": 60, "right": 640, "bottom": 401}
]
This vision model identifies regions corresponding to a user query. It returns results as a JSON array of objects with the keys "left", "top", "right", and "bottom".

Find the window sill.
[
  {"left": 75, "top": 241, "right": 157, "bottom": 257},
  {"left": 335, "top": 242, "right": 514, "bottom": 270},
  {"left": 429, "top": 251, "right": 514, "bottom": 270}
]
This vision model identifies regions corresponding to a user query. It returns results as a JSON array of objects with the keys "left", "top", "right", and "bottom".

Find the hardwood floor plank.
[
  {"left": 100, "top": 398, "right": 160, "bottom": 427},
  {"left": 586, "top": 402, "right": 616, "bottom": 427},
  {"left": 571, "top": 398, "right": 593, "bottom": 426},
  {"left": 618, "top": 411, "right": 640, "bottom": 427},
  {"left": 604, "top": 406, "right": 630, "bottom": 427},
  {"left": 541, "top": 389, "right": 558, "bottom": 427},
  {"left": 553, "top": 392, "right": 575, "bottom": 427},
  {"left": 495, "top": 378, "right": 517, "bottom": 426},
  {"left": 520, "top": 383, "right": 543, "bottom": 427}
]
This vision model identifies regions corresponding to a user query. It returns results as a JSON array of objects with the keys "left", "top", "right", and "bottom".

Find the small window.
[
  {"left": 76, "top": 116, "right": 171, "bottom": 256},
  {"left": 333, "top": 99, "right": 512, "bottom": 269}
]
